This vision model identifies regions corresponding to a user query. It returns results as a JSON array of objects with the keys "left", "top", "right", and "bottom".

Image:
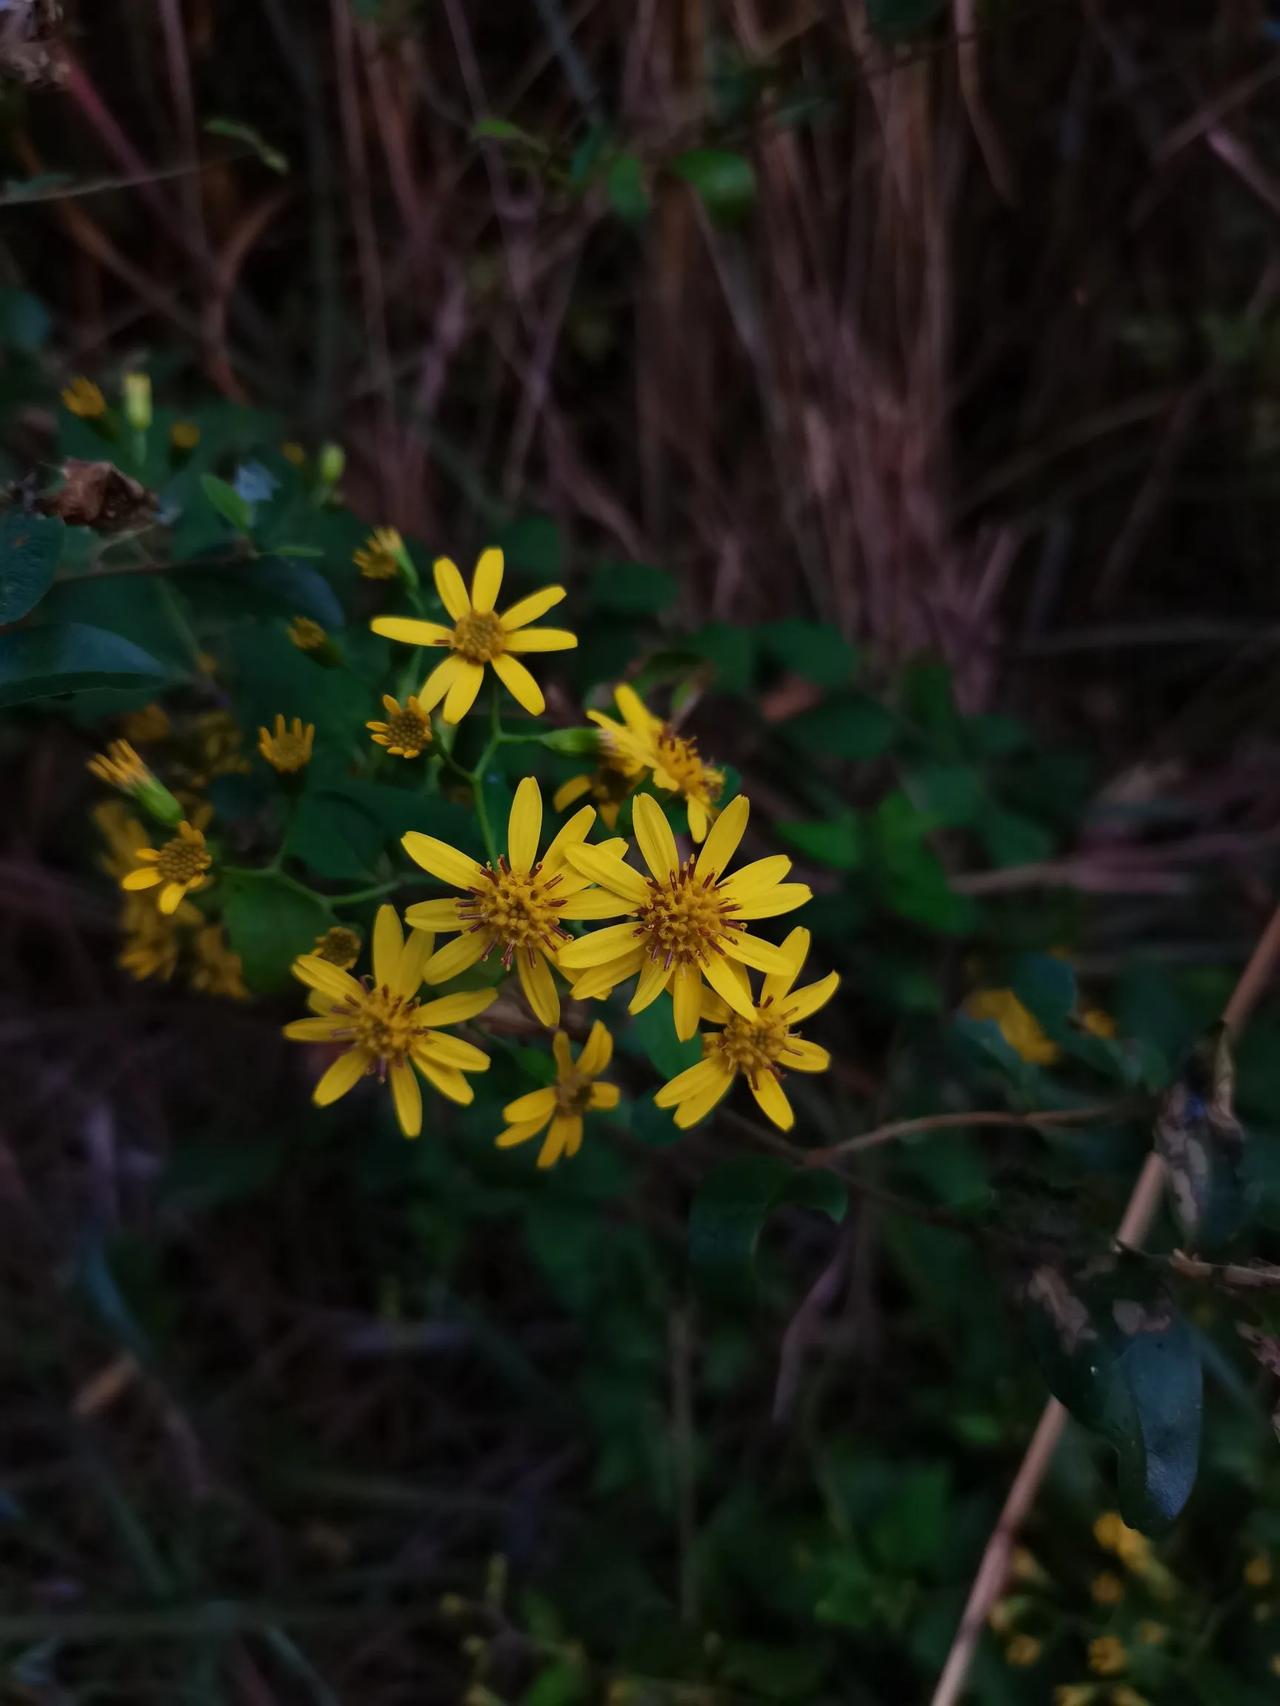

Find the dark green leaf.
[
  {"left": 689, "top": 1156, "right": 846, "bottom": 1303},
  {"left": 777, "top": 811, "right": 862, "bottom": 871},
  {"left": 0, "top": 287, "right": 50, "bottom": 353},
  {"left": 905, "top": 761, "right": 984, "bottom": 827},
  {"left": 867, "top": 0, "right": 947, "bottom": 39},
  {"left": 867, "top": 793, "right": 976, "bottom": 934},
  {"left": 1010, "top": 951, "right": 1077, "bottom": 1038},
  {"left": 284, "top": 790, "right": 385, "bottom": 881},
  {"left": 223, "top": 873, "right": 332, "bottom": 994},
  {"left": 591, "top": 560, "right": 676, "bottom": 615},
  {"left": 203, "top": 117, "right": 289, "bottom": 174},
  {"left": 628, "top": 993, "right": 701, "bottom": 1080},
  {"left": 686, "top": 621, "right": 755, "bottom": 693},
  {"left": 781, "top": 695, "right": 896, "bottom": 761},
  {"left": 761, "top": 619, "right": 860, "bottom": 687},
  {"left": 200, "top": 473, "right": 254, "bottom": 533},
  {"left": 671, "top": 149, "right": 756, "bottom": 226},
  {"left": 978, "top": 805, "right": 1054, "bottom": 868},
  {"left": 160, "top": 1136, "right": 283, "bottom": 1212},
  {"left": 607, "top": 153, "right": 650, "bottom": 223},
  {"left": 0, "top": 510, "right": 62, "bottom": 622},
  {"left": 1155, "top": 1024, "right": 1250, "bottom": 1254},
  {"left": 0, "top": 621, "right": 170, "bottom": 707}
]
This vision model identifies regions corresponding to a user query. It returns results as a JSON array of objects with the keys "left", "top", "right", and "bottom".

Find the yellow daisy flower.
[
  {"left": 552, "top": 760, "right": 639, "bottom": 830},
  {"left": 189, "top": 923, "right": 248, "bottom": 1000},
  {"left": 287, "top": 615, "right": 328, "bottom": 653},
  {"left": 284, "top": 905, "right": 495, "bottom": 1137},
  {"left": 170, "top": 420, "right": 201, "bottom": 452},
  {"left": 1091, "top": 1572, "right": 1125, "bottom": 1606},
  {"left": 367, "top": 693, "right": 433, "bottom": 759},
  {"left": 61, "top": 375, "right": 106, "bottom": 418},
  {"left": 558, "top": 793, "right": 811, "bottom": 1041},
  {"left": 653, "top": 926, "right": 836, "bottom": 1129},
  {"left": 495, "top": 1023, "right": 621, "bottom": 1167},
  {"left": 313, "top": 925, "right": 362, "bottom": 970},
  {"left": 118, "top": 900, "right": 184, "bottom": 982},
  {"left": 401, "top": 776, "right": 616, "bottom": 1029},
  {"left": 963, "top": 987, "right": 1059, "bottom": 1065},
  {"left": 258, "top": 714, "right": 315, "bottom": 774},
  {"left": 90, "top": 738, "right": 183, "bottom": 828},
  {"left": 354, "top": 526, "right": 405, "bottom": 580},
  {"left": 1054, "top": 1690, "right": 1095, "bottom": 1706},
  {"left": 1005, "top": 1635, "right": 1041, "bottom": 1667},
  {"left": 588, "top": 683, "right": 724, "bottom": 842},
  {"left": 120, "top": 703, "right": 171, "bottom": 744},
  {"left": 119, "top": 820, "right": 212, "bottom": 914},
  {"left": 1087, "top": 1636, "right": 1127, "bottom": 1677},
  {"left": 371, "top": 547, "right": 576, "bottom": 724}
]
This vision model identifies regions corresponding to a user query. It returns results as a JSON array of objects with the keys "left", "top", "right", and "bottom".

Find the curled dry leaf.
[
  {"left": 1154, "top": 1022, "right": 1248, "bottom": 1255},
  {"left": 0, "top": 0, "right": 66, "bottom": 88},
  {"left": 40, "top": 461, "right": 157, "bottom": 532}
]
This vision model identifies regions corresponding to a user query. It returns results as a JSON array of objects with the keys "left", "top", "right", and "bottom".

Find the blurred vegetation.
[{"left": 5, "top": 4, "right": 1280, "bottom": 1705}]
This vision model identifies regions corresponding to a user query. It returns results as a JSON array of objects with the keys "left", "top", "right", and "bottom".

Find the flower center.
[
  {"left": 270, "top": 735, "right": 311, "bottom": 769},
  {"left": 315, "top": 926, "right": 362, "bottom": 969},
  {"left": 156, "top": 836, "right": 209, "bottom": 884},
  {"left": 459, "top": 859, "right": 570, "bottom": 967},
  {"left": 635, "top": 858, "right": 738, "bottom": 967},
  {"left": 656, "top": 728, "right": 723, "bottom": 805},
  {"left": 387, "top": 708, "right": 429, "bottom": 747},
  {"left": 332, "top": 984, "right": 421, "bottom": 1070},
  {"left": 555, "top": 1069, "right": 594, "bottom": 1116},
  {"left": 715, "top": 1011, "right": 789, "bottom": 1085},
  {"left": 451, "top": 610, "right": 506, "bottom": 663}
]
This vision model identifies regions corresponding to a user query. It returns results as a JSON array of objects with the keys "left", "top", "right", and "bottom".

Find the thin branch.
[{"left": 806, "top": 1101, "right": 1129, "bottom": 1164}]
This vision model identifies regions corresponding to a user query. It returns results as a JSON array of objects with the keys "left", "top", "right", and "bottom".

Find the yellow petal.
[
  {"left": 671, "top": 962, "right": 703, "bottom": 1039},
  {"left": 539, "top": 1114, "right": 581, "bottom": 1168},
  {"left": 283, "top": 1017, "right": 343, "bottom": 1041},
  {"left": 517, "top": 950, "right": 560, "bottom": 1027},
  {"left": 412, "top": 1055, "right": 475, "bottom": 1104},
  {"left": 655, "top": 1056, "right": 730, "bottom": 1109},
  {"left": 702, "top": 952, "right": 757, "bottom": 1020},
  {"left": 442, "top": 659, "right": 485, "bottom": 724},
  {"left": 419, "top": 1031, "right": 489, "bottom": 1071},
  {"left": 750, "top": 1073, "right": 794, "bottom": 1131},
  {"left": 552, "top": 1030, "right": 573, "bottom": 1074},
  {"left": 417, "top": 988, "right": 498, "bottom": 1026},
  {"left": 781, "top": 1038, "right": 830, "bottom": 1073},
  {"left": 731, "top": 883, "right": 813, "bottom": 920},
  {"left": 783, "top": 971, "right": 841, "bottom": 1024},
  {"left": 372, "top": 904, "right": 403, "bottom": 988},
  {"left": 507, "top": 775, "right": 543, "bottom": 873},
  {"left": 121, "top": 867, "right": 162, "bottom": 890},
  {"left": 578, "top": 1019, "right": 613, "bottom": 1077},
  {"left": 390, "top": 1060, "right": 423, "bottom": 1137},
  {"left": 687, "top": 798, "right": 709, "bottom": 843},
  {"left": 404, "top": 898, "right": 466, "bottom": 932},
  {"left": 504, "top": 627, "right": 578, "bottom": 652},
  {"left": 720, "top": 854, "right": 792, "bottom": 902},
  {"left": 470, "top": 546, "right": 504, "bottom": 612},
  {"left": 589, "top": 1082, "right": 621, "bottom": 1110},
  {"left": 614, "top": 683, "right": 657, "bottom": 738},
  {"left": 395, "top": 926, "right": 434, "bottom": 995},
  {"left": 500, "top": 584, "right": 566, "bottom": 630},
  {"left": 628, "top": 956, "right": 669, "bottom": 1014},
  {"left": 557, "top": 890, "right": 633, "bottom": 920},
  {"left": 424, "top": 931, "right": 489, "bottom": 984},
  {"left": 491, "top": 651, "right": 545, "bottom": 716},
  {"left": 721, "top": 931, "right": 794, "bottom": 974},
  {"left": 571, "top": 949, "right": 645, "bottom": 1002},
  {"left": 542, "top": 805, "right": 600, "bottom": 872},
  {"left": 313, "top": 1047, "right": 371, "bottom": 1106},
  {"left": 159, "top": 883, "right": 188, "bottom": 914},
  {"left": 496, "top": 1116, "right": 552, "bottom": 1148},
  {"left": 695, "top": 793, "right": 748, "bottom": 881},
  {"left": 371, "top": 616, "right": 452, "bottom": 646},
  {"left": 401, "top": 832, "right": 485, "bottom": 890},
  {"left": 559, "top": 921, "right": 644, "bottom": 969},
  {"left": 762, "top": 927, "right": 810, "bottom": 1005},
  {"left": 674, "top": 1067, "right": 736, "bottom": 1128},
  {"left": 292, "top": 954, "right": 365, "bottom": 1003},
  {"left": 552, "top": 774, "right": 592, "bottom": 812},
  {"left": 503, "top": 1086, "right": 559, "bottom": 1123},
  {"left": 418, "top": 653, "right": 463, "bottom": 711},
  {"left": 433, "top": 555, "right": 470, "bottom": 619},
  {"left": 632, "top": 793, "right": 679, "bottom": 880}
]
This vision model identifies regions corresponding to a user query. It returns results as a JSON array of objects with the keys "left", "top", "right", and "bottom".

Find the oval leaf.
[
  {"left": 0, "top": 510, "right": 62, "bottom": 622},
  {"left": 671, "top": 149, "right": 756, "bottom": 226},
  {"left": 690, "top": 1156, "right": 846, "bottom": 1304},
  {"left": 223, "top": 873, "right": 332, "bottom": 994},
  {"left": 0, "top": 621, "right": 170, "bottom": 707},
  {"left": 1156, "top": 1023, "right": 1249, "bottom": 1253}
]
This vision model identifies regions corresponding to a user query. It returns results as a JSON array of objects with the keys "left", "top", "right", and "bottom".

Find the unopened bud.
[
  {"left": 540, "top": 727, "right": 600, "bottom": 757},
  {"left": 123, "top": 372, "right": 152, "bottom": 432},
  {"left": 317, "top": 442, "right": 345, "bottom": 488}
]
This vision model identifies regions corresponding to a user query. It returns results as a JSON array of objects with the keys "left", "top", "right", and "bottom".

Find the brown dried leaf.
[
  {"left": 40, "top": 461, "right": 157, "bottom": 533},
  {"left": 0, "top": 0, "right": 66, "bottom": 87}
]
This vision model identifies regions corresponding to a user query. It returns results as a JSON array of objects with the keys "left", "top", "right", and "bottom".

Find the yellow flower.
[
  {"left": 62, "top": 375, "right": 106, "bottom": 418},
  {"left": 118, "top": 898, "right": 184, "bottom": 982},
  {"left": 367, "top": 693, "right": 433, "bottom": 759},
  {"left": 90, "top": 738, "right": 183, "bottom": 824},
  {"left": 354, "top": 526, "right": 405, "bottom": 580},
  {"left": 188, "top": 709, "right": 252, "bottom": 786},
  {"left": 120, "top": 703, "right": 171, "bottom": 744},
  {"left": 1087, "top": 1636, "right": 1127, "bottom": 1677},
  {"left": 1005, "top": 1634, "right": 1041, "bottom": 1667},
  {"left": 1080, "top": 1006, "right": 1116, "bottom": 1039},
  {"left": 189, "top": 923, "right": 248, "bottom": 1000},
  {"left": 588, "top": 683, "right": 724, "bottom": 843},
  {"left": 1136, "top": 1622, "right": 1166, "bottom": 1647},
  {"left": 553, "top": 762, "right": 638, "bottom": 831},
  {"left": 119, "top": 820, "right": 212, "bottom": 914},
  {"left": 559, "top": 793, "right": 811, "bottom": 1041},
  {"left": 1094, "top": 1512, "right": 1151, "bottom": 1572},
  {"left": 653, "top": 925, "right": 836, "bottom": 1130},
  {"left": 371, "top": 548, "right": 576, "bottom": 723},
  {"left": 963, "top": 987, "right": 1059, "bottom": 1064},
  {"left": 1271, "top": 1654, "right": 1280, "bottom": 1678},
  {"left": 1091, "top": 1572, "right": 1125, "bottom": 1607},
  {"left": 284, "top": 906, "right": 496, "bottom": 1138},
  {"left": 1054, "top": 1689, "right": 1096, "bottom": 1706},
  {"left": 1246, "top": 1552, "right": 1273, "bottom": 1589},
  {"left": 122, "top": 372, "right": 151, "bottom": 431},
  {"left": 171, "top": 420, "right": 201, "bottom": 451},
  {"left": 287, "top": 615, "right": 328, "bottom": 653},
  {"left": 496, "top": 1023, "right": 621, "bottom": 1168},
  {"left": 402, "top": 777, "right": 614, "bottom": 1029},
  {"left": 313, "top": 926, "right": 362, "bottom": 970},
  {"left": 1110, "top": 1690, "right": 1148, "bottom": 1706},
  {"left": 988, "top": 1600, "right": 1019, "bottom": 1635},
  {"left": 258, "top": 714, "right": 315, "bottom": 774},
  {"left": 281, "top": 440, "right": 307, "bottom": 467}
]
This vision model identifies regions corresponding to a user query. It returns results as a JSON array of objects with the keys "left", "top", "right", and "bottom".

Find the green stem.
[
  {"left": 326, "top": 878, "right": 415, "bottom": 907},
  {"left": 467, "top": 687, "right": 506, "bottom": 864}
]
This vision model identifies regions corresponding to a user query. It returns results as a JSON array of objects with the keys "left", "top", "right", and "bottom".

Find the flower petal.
[
  {"left": 416, "top": 989, "right": 497, "bottom": 1027},
  {"left": 552, "top": 1031, "right": 573, "bottom": 1074},
  {"left": 313, "top": 1047, "right": 371, "bottom": 1107},
  {"left": 433, "top": 556, "right": 470, "bottom": 619},
  {"left": 517, "top": 950, "right": 560, "bottom": 1027},
  {"left": 412, "top": 1055, "right": 475, "bottom": 1104},
  {"left": 720, "top": 854, "right": 793, "bottom": 902},
  {"left": 782, "top": 971, "right": 841, "bottom": 1024},
  {"left": 292, "top": 954, "right": 365, "bottom": 1003},
  {"left": 500, "top": 584, "right": 566, "bottom": 630},
  {"left": 559, "top": 921, "right": 643, "bottom": 969},
  {"left": 542, "top": 804, "right": 597, "bottom": 871},
  {"left": 721, "top": 931, "right": 794, "bottom": 974},
  {"left": 159, "top": 882, "right": 187, "bottom": 914},
  {"left": 557, "top": 890, "right": 633, "bottom": 920},
  {"left": 371, "top": 616, "right": 452, "bottom": 647},
  {"left": 401, "top": 833, "right": 485, "bottom": 890},
  {"left": 589, "top": 1081, "right": 621, "bottom": 1110},
  {"left": 419, "top": 1031, "right": 490, "bottom": 1071},
  {"left": 702, "top": 952, "right": 757, "bottom": 1020},
  {"left": 562, "top": 842, "right": 647, "bottom": 902},
  {"left": 372, "top": 904, "right": 403, "bottom": 988},
  {"left": 552, "top": 774, "right": 592, "bottom": 812},
  {"left": 424, "top": 930, "right": 490, "bottom": 984},
  {"left": 695, "top": 792, "right": 748, "bottom": 881},
  {"left": 395, "top": 926, "right": 434, "bottom": 995},
  {"left": 418, "top": 653, "right": 463, "bottom": 711},
  {"left": 578, "top": 1019, "right": 614, "bottom": 1077},
  {"left": 571, "top": 949, "right": 644, "bottom": 1002},
  {"left": 750, "top": 1073, "right": 794, "bottom": 1131},
  {"left": 628, "top": 956, "right": 669, "bottom": 1013},
  {"left": 390, "top": 1059, "right": 423, "bottom": 1137},
  {"left": 121, "top": 867, "right": 162, "bottom": 890},
  {"left": 673, "top": 1067, "right": 736, "bottom": 1128},
  {"left": 655, "top": 1055, "right": 731, "bottom": 1109},
  {"left": 470, "top": 546, "right": 504, "bottom": 612},
  {"left": 492, "top": 652, "right": 545, "bottom": 717},
  {"left": 687, "top": 798, "right": 709, "bottom": 843},
  {"left": 731, "top": 883, "right": 813, "bottom": 920},
  {"left": 762, "top": 927, "right": 810, "bottom": 1005},
  {"left": 442, "top": 659, "right": 485, "bottom": 724},
  {"left": 503, "top": 1086, "right": 559, "bottom": 1123},
  {"left": 405, "top": 898, "right": 467, "bottom": 932},
  {"left": 632, "top": 793, "right": 679, "bottom": 880},
  {"left": 539, "top": 1114, "right": 581, "bottom": 1167},
  {"left": 496, "top": 1116, "right": 551, "bottom": 1148},
  {"left": 507, "top": 775, "right": 543, "bottom": 873},
  {"left": 504, "top": 627, "right": 578, "bottom": 652},
  {"left": 283, "top": 1017, "right": 343, "bottom": 1041},
  {"left": 781, "top": 1037, "right": 830, "bottom": 1073},
  {"left": 671, "top": 962, "right": 703, "bottom": 1040},
  {"left": 614, "top": 683, "right": 658, "bottom": 738}
]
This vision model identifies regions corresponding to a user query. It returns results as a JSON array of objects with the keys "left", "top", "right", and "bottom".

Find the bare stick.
[
  {"left": 807, "top": 1102, "right": 1127, "bottom": 1165},
  {"left": 930, "top": 900, "right": 1280, "bottom": 1706}
]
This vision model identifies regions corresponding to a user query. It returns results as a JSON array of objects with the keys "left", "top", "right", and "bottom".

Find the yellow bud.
[
  {"left": 171, "top": 419, "right": 200, "bottom": 452},
  {"left": 1136, "top": 1621, "right": 1167, "bottom": 1646},
  {"left": 1005, "top": 1634, "right": 1041, "bottom": 1667},
  {"left": 123, "top": 371, "right": 152, "bottom": 431},
  {"left": 1245, "top": 1552, "right": 1273, "bottom": 1589},
  {"left": 1087, "top": 1635, "right": 1127, "bottom": 1677},
  {"left": 317, "top": 441, "right": 345, "bottom": 486},
  {"left": 1090, "top": 1571, "right": 1125, "bottom": 1607}
]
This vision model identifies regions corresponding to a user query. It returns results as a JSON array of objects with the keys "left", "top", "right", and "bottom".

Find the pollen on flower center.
[
  {"left": 451, "top": 610, "right": 506, "bottom": 663},
  {"left": 715, "top": 1011, "right": 789, "bottom": 1085},
  {"left": 656, "top": 727, "right": 722, "bottom": 801},
  {"left": 333, "top": 984, "right": 420, "bottom": 1069},
  {"left": 387, "top": 708, "right": 428, "bottom": 746},
  {"left": 635, "top": 858, "right": 738, "bottom": 967},
  {"left": 555, "top": 1069, "right": 594, "bottom": 1116},
  {"left": 157, "top": 835, "right": 210, "bottom": 884},
  {"left": 459, "top": 860, "right": 570, "bottom": 967}
]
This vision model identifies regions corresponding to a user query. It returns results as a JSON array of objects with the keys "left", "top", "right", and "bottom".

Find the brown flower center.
[
  {"left": 156, "top": 835, "right": 210, "bottom": 884},
  {"left": 459, "top": 859, "right": 570, "bottom": 967},
  {"left": 387, "top": 708, "right": 430, "bottom": 749},
  {"left": 634, "top": 858, "right": 738, "bottom": 967},
  {"left": 451, "top": 610, "right": 506, "bottom": 663},
  {"left": 331, "top": 984, "right": 421, "bottom": 1070},
  {"left": 555, "top": 1069, "right": 594, "bottom": 1116},
  {"left": 714, "top": 1010, "right": 789, "bottom": 1085},
  {"left": 656, "top": 727, "right": 723, "bottom": 805}
]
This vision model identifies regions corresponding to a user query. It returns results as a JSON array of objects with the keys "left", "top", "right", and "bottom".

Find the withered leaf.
[
  {"left": 1154, "top": 1022, "right": 1248, "bottom": 1255},
  {"left": 39, "top": 461, "right": 157, "bottom": 533},
  {"left": 0, "top": 0, "right": 66, "bottom": 87}
]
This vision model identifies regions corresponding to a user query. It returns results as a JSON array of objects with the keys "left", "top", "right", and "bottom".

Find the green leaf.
[
  {"left": 200, "top": 473, "right": 254, "bottom": 533},
  {"left": 686, "top": 622, "right": 755, "bottom": 693},
  {"left": 780, "top": 695, "right": 896, "bottom": 761},
  {"left": 223, "top": 873, "right": 332, "bottom": 994},
  {"left": 1155, "top": 1025, "right": 1250, "bottom": 1254},
  {"left": 671, "top": 148, "right": 756, "bottom": 226},
  {"left": 718, "top": 1642, "right": 826, "bottom": 1701},
  {"left": 629, "top": 993, "right": 701, "bottom": 1080},
  {"left": 777, "top": 811, "right": 862, "bottom": 871},
  {"left": 0, "top": 621, "right": 170, "bottom": 707},
  {"left": 0, "top": 287, "right": 50, "bottom": 352},
  {"left": 1022, "top": 1260, "right": 1202, "bottom": 1531},
  {"left": 0, "top": 511, "right": 62, "bottom": 622},
  {"left": 607, "top": 152, "right": 650, "bottom": 223},
  {"left": 905, "top": 760, "right": 984, "bottom": 827},
  {"left": 284, "top": 790, "right": 385, "bottom": 881},
  {"left": 591, "top": 560, "right": 676, "bottom": 615},
  {"left": 160, "top": 1136, "right": 283, "bottom": 1213},
  {"left": 867, "top": 0, "right": 947, "bottom": 40},
  {"left": 1010, "top": 951, "right": 1077, "bottom": 1039},
  {"left": 472, "top": 116, "right": 546, "bottom": 151},
  {"left": 866, "top": 793, "right": 976, "bottom": 934},
  {"left": 689, "top": 1156, "right": 846, "bottom": 1303},
  {"left": 761, "top": 619, "right": 859, "bottom": 687},
  {"left": 203, "top": 117, "right": 289, "bottom": 174},
  {"left": 979, "top": 805, "right": 1054, "bottom": 868}
]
